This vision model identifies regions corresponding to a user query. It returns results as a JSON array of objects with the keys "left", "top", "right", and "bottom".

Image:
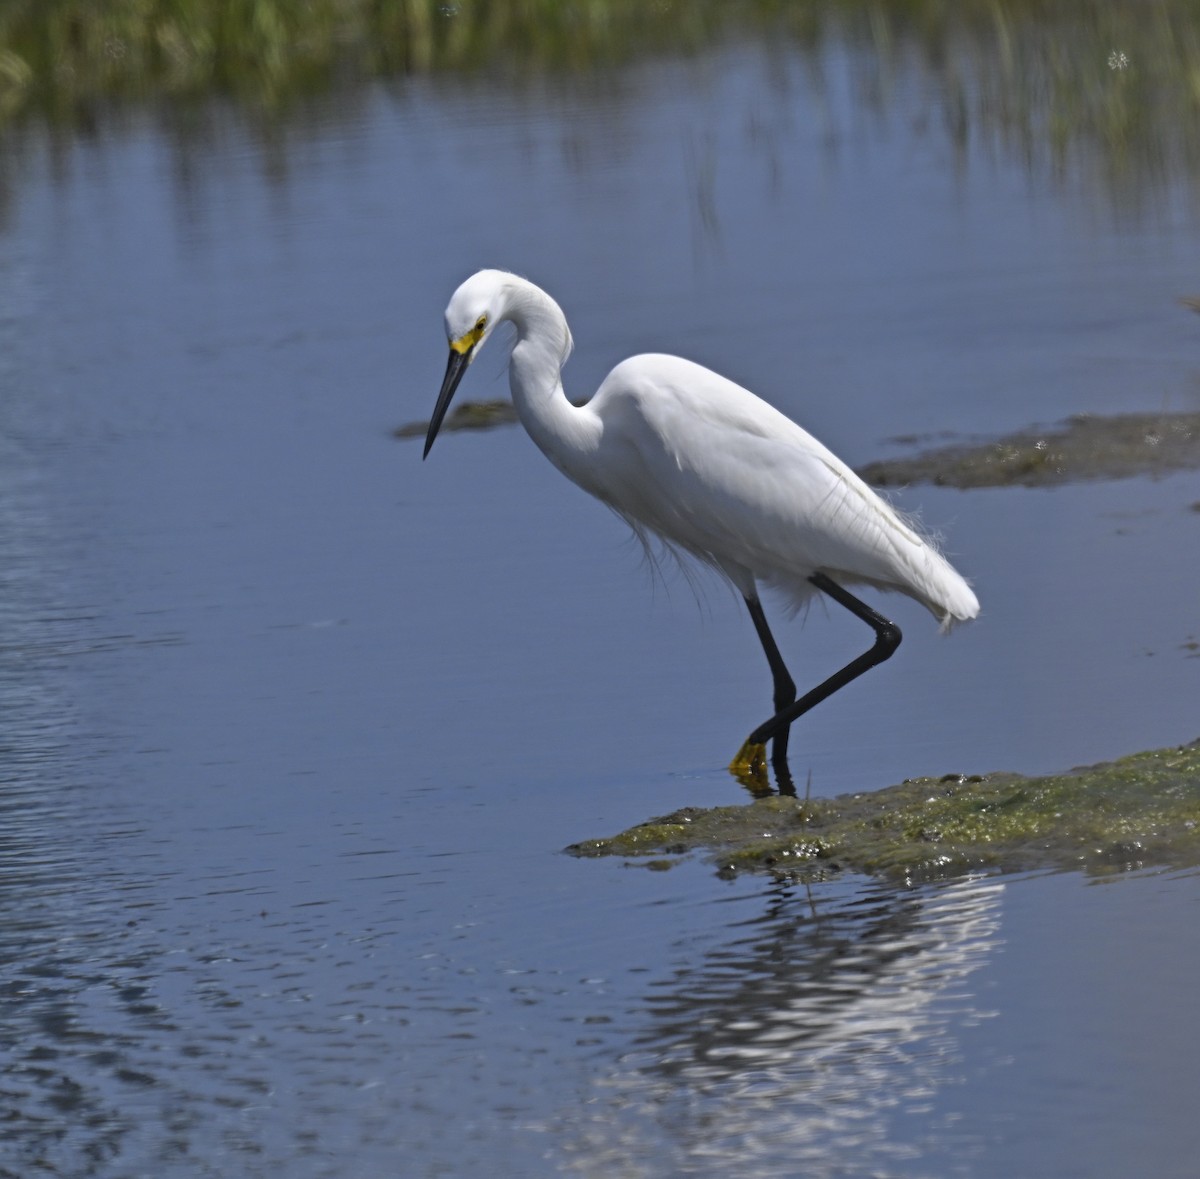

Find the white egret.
[{"left": 423, "top": 270, "right": 978, "bottom": 787}]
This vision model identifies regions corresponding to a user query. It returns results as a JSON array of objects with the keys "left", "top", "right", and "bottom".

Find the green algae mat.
[{"left": 569, "top": 741, "right": 1200, "bottom": 881}]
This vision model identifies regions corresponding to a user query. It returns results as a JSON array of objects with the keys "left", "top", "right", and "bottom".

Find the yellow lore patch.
[{"left": 450, "top": 320, "right": 487, "bottom": 354}]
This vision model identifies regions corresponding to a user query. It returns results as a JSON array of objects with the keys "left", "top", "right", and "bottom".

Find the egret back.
[{"left": 583, "top": 354, "right": 979, "bottom": 627}]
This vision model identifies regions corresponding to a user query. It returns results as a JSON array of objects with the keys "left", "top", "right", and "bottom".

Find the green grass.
[{"left": 0, "top": 0, "right": 751, "bottom": 120}]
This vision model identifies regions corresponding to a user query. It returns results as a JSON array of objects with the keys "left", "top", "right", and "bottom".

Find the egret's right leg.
[
  {"left": 747, "top": 573, "right": 902, "bottom": 758},
  {"left": 731, "top": 575, "right": 902, "bottom": 789}
]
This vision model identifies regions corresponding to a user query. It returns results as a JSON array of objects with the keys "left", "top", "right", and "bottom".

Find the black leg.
[
  {"left": 747, "top": 572, "right": 901, "bottom": 753},
  {"left": 744, "top": 595, "right": 796, "bottom": 764}
]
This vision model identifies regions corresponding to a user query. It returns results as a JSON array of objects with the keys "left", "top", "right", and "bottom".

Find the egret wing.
[{"left": 590, "top": 355, "right": 977, "bottom": 624}]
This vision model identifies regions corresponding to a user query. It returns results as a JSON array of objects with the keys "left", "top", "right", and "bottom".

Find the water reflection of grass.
[{"left": 3, "top": 1, "right": 1200, "bottom": 185}]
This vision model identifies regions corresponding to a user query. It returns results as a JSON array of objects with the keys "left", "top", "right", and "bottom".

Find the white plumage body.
[{"left": 555, "top": 351, "right": 978, "bottom": 627}]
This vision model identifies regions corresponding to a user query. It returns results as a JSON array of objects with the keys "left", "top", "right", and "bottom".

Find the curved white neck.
[{"left": 502, "top": 279, "right": 601, "bottom": 473}]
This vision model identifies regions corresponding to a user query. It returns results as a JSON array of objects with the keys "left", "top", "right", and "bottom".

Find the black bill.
[{"left": 423, "top": 347, "right": 472, "bottom": 459}]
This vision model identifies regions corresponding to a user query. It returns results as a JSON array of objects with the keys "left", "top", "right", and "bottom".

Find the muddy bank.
[{"left": 860, "top": 411, "right": 1200, "bottom": 489}]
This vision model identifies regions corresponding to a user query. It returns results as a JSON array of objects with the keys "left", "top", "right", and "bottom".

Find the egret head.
[{"left": 423, "top": 270, "right": 509, "bottom": 459}]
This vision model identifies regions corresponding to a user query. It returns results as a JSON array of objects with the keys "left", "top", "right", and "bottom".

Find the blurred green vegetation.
[
  {"left": 1, "top": 0, "right": 1199, "bottom": 193},
  {"left": 0, "top": 0, "right": 757, "bottom": 121}
]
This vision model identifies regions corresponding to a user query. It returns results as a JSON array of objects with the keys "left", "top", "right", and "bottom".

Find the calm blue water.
[{"left": 1, "top": 32, "right": 1199, "bottom": 1178}]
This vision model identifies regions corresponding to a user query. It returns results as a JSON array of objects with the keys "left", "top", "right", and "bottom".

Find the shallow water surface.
[{"left": 2, "top": 20, "right": 1200, "bottom": 1179}]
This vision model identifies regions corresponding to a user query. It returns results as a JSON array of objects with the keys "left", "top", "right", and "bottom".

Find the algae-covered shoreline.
[{"left": 569, "top": 740, "right": 1200, "bottom": 882}]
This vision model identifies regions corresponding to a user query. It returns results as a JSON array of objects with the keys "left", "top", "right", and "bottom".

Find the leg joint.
[{"left": 873, "top": 619, "right": 902, "bottom": 659}]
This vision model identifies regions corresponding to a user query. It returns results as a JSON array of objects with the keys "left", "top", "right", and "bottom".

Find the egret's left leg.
[
  {"left": 729, "top": 595, "right": 796, "bottom": 788},
  {"left": 746, "top": 596, "right": 796, "bottom": 759}
]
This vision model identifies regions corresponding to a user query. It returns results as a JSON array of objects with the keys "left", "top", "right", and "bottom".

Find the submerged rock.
[
  {"left": 568, "top": 741, "right": 1200, "bottom": 881},
  {"left": 393, "top": 399, "right": 518, "bottom": 438}
]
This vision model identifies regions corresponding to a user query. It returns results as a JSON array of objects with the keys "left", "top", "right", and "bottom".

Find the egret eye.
[{"left": 475, "top": 316, "right": 487, "bottom": 331}]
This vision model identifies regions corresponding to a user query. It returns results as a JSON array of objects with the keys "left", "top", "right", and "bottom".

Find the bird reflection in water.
[{"left": 556, "top": 874, "right": 1004, "bottom": 1176}]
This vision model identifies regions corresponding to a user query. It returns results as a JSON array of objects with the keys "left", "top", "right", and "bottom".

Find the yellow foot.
[{"left": 729, "top": 740, "right": 770, "bottom": 795}]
